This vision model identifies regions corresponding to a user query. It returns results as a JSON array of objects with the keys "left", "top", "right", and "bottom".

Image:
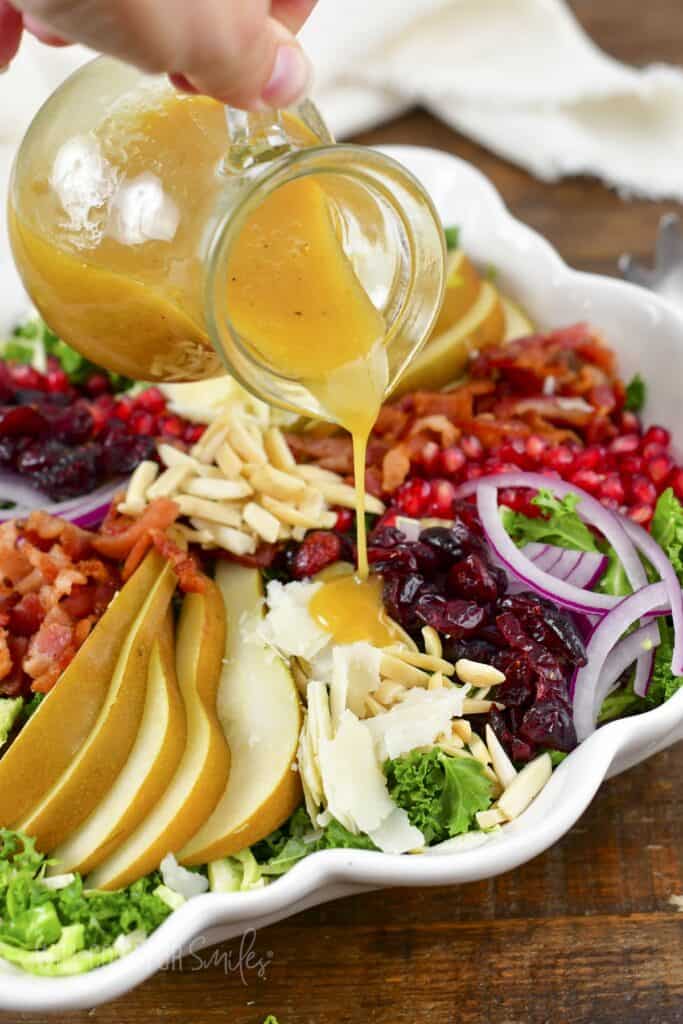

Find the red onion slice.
[
  {"left": 0, "top": 473, "right": 122, "bottom": 528},
  {"left": 601, "top": 622, "right": 661, "bottom": 700},
  {"left": 521, "top": 543, "right": 608, "bottom": 589},
  {"left": 573, "top": 582, "right": 668, "bottom": 740},
  {"left": 567, "top": 551, "right": 608, "bottom": 590},
  {"left": 477, "top": 485, "right": 622, "bottom": 614},
  {"left": 620, "top": 517, "right": 683, "bottom": 679}
]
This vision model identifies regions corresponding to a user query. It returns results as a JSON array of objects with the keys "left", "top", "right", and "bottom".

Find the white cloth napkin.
[{"left": 3, "top": 0, "right": 683, "bottom": 331}]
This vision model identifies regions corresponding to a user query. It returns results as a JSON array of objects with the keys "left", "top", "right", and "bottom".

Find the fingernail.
[
  {"left": 260, "top": 44, "right": 312, "bottom": 108},
  {"left": 169, "top": 72, "right": 199, "bottom": 95}
]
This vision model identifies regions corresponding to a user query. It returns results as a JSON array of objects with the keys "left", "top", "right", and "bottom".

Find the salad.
[{"left": 2, "top": 238, "right": 683, "bottom": 979}]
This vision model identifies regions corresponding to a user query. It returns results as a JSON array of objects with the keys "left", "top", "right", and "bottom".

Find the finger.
[
  {"left": 23, "top": 13, "right": 70, "bottom": 45},
  {"left": 0, "top": 0, "right": 23, "bottom": 67},
  {"left": 271, "top": 0, "right": 318, "bottom": 35}
]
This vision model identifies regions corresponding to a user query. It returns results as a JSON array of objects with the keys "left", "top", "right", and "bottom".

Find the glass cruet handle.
[{"left": 222, "top": 107, "right": 294, "bottom": 173}]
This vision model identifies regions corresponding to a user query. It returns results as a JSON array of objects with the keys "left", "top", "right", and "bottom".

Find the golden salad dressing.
[
  {"left": 10, "top": 93, "right": 392, "bottom": 580},
  {"left": 309, "top": 575, "right": 401, "bottom": 647}
]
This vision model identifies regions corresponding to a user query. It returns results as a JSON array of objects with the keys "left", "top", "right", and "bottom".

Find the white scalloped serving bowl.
[{"left": 3, "top": 145, "right": 683, "bottom": 1013}]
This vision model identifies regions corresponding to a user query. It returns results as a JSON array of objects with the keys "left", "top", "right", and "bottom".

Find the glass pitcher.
[{"left": 8, "top": 57, "right": 446, "bottom": 423}]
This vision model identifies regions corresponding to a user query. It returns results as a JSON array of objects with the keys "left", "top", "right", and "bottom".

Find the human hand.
[{"left": 0, "top": 0, "right": 316, "bottom": 109}]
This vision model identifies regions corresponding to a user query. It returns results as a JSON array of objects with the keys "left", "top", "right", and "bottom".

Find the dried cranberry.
[
  {"left": 84, "top": 373, "right": 111, "bottom": 397},
  {"left": 291, "top": 531, "right": 342, "bottom": 579},
  {"left": 368, "top": 545, "right": 419, "bottom": 575},
  {"left": 0, "top": 405, "right": 47, "bottom": 436},
  {"left": 49, "top": 401, "right": 94, "bottom": 444},
  {"left": 368, "top": 525, "right": 406, "bottom": 549},
  {"left": 419, "top": 522, "right": 481, "bottom": 564},
  {"left": 441, "top": 637, "right": 499, "bottom": 665},
  {"left": 519, "top": 700, "right": 577, "bottom": 752},
  {"left": 448, "top": 552, "right": 505, "bottom": 603},
  {"left": 415, "top": 594, "right": 487, "bottom": 636},
  {"left": 496, "top": 656, "right": 536, "bottom": 708},
  {"left": 510, "top": 736, "right": 536, "bottom": 763},
  {"left": 32, "top": 445, "right": 101, "bottom": 501},
  {"left": 99, "top": 432, "right": 156, "bottom": 476}
]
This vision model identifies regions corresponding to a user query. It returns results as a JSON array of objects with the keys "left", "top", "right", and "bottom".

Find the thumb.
[{"left": 174, "top": 9, "right": 312, "bottom": 109}]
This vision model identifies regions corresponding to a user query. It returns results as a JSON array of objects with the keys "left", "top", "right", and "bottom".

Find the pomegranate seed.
[
  {"left": 465, "top": 464, "right": 484, "bottom": 481},
  {"left": 672, "top": 468, "right": 683, "bottom": 501},
  {"left": 396, "top": 479, "right": 431, "bottom": 518},
  {"left": 46, "top": 355, "right": 61, "bottom": 373},
  {"left": 159, "top": 415, "right": 184, "bottom": 438},
  {"left": 428, "top": 479, "right": 456, "bottom": 518},
  {"left": 334, "top": 507, "right": 354, "bottom": 533},
  {"left": 643, "top": 425, "right": 670, "bottom": 448},
  {"left": 135, "top": 387, "right": 166, "bottom": 414},
  {"left": 599, "top": 474, "right": 625, "bottom": 504},
  {"left": 499, "top": 487, "right": 525, "bottom": 511},
  {"left": 183, "top": 423, "right": 205, "bottom": 444},
  {"left": 11, "top": 364, "right": 44, "bottom": 389},
  {"left": 600, "top": 497, "right": 620, "bottom": 513},
  {"left": 641, "top": 441, "right": 668, "bottom": 461},
  {"left": 570, "top": 469, "right": 604, "bottom": 494},
  {"left": 542, "top": 445, "right": 574, "bottom": 473},
  {"left": 646, "top": 454, "right": 674, "bottom": 487},
  {"left": 630, "top": 474, "right": 657, "bottom": 506},
  {"left": 440, "top": 446, "right": 466, "bottom": 477},
  {"left": 114, "top": 399, "right": 133, "bottom": 421},
  {"left": 525, "top": 435, "right": 547, "bottom": 462},
  {"left": 417, "top": 440, "right": 441, "bottom": 475},
  {"left": 85, "top": 372, "right": 110, "bottom": 397},
  {"left": 129, "top": 410, "right": 157, "bottom": 436},
  {"left": 461, "top": 435, "right": 483, "bottom": 461},
  {"left": 619, "top": 454, "right": 643, "bottom": 476},
  {"left": 628, "top": 503, "right": 654, "bottom": 526},
  {"left": 499, "top": 439, "right": 526, "bottom": 463},
  {"left": 619, "top": 411, "right": 641, "bottom": 435},
  {"left": 46, "top": 368, "right": 70, "bottom": 393},
  {"left": 573, "top": 446, "right": 604, "bottom": 472},
  {"left": 609, "top": 434, "right": 640, "bottom": 456}
]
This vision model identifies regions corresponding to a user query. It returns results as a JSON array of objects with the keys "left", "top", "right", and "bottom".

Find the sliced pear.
[
  {"left": 391, "top": 281, "right": 505, "bottom": 396},
  {"left": 50, "top": 612, "right": 187, "bottom": 876},
  {"left": 87, "top": 579, "right": 230, "bottom": 891},
  {"left": 431, "top": 249, "right": 482, "bottom": 339},
  {"left": 0, "top": 551, "right": 167, "bottom": 830},
  {"left": 18, "top": 558, "right": 177, "bottom": 851},
  {"left": 180, "top": 563, "right": 302, "bottom": 866},
  {"left": 502, "top": 296, "right": 535, "bottom": 341}
]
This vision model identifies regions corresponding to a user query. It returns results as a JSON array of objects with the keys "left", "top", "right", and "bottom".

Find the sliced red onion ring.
[
  {"left": 601, "top": 622, "right": 661, "bottom": 700},
  {"left": 573, "top": 582, "right": 667, "bottom": 740},
  {"left": 621, "top": 517, "right": 683, "bottom": 679},
  {"left": 478, "top": 485, "right": 622, "bottom": 614},
  {"left": 568, "top": 551, "right": 608, "bottom": 591},
  {"left": 521, "top": 542, "right": 608, "bottom": 589}
]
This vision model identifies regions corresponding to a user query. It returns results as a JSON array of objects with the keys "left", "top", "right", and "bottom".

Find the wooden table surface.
[{"left": 8, "top": 2, "right": 683, "bottom": 1022}]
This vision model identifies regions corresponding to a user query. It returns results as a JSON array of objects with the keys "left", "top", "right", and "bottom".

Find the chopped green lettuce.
[
  {"left": 0, "top": 698, "right": 23, "bottom": 750},
  {"left": 0, "top": 829, "right": 171, "bottom": 976},
  {"left": 644, "top": 621, "right": 683, "bottom": 707},
  {"left": 501, "top": 489, "right": 598, "bottom": 553},
  {"left": 384, "top": 750, "right": 492, "bottom": 843},
  {"left": 624, "top": 373, "right": 646, "bottom": 412},
  {"left": 5, "top": 318, "right": 133, "bottom": 392},
  {"left": 651, "top": 488, "right": 683, "bottom": 584},
  {"left": 444, "top": 225, "right": 460, "bottom": 251}
]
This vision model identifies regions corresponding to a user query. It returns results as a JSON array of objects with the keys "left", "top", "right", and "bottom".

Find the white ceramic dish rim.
[{"left": 3, "top": 144, "right": 683, "bottom": 1012}]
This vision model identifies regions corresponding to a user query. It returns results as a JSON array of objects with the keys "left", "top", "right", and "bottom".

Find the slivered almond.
[
  {"left": 365, "top": 695, "right": 387, "bottom": 717},
  {"left": 243, "top": 502, "right": 280, "bottom": 544},
  {"left": 248, "top": 464, "right": 306, "bottom": 501},
  {"left": 158, "top": 443, "right": 202, "bottom": 471},
  {"left": 194, "top": 423, "right": 230, "bottom": 464},
  {"left": 374, "top": 680, "right": 406, "bottom": 706},
  {"left": 183, "top": 477, "right": 253, "bottom": 501},
  {"left": 228, "top": 418, "right": 267, "bottom": 464},
  {"left": 264, "top": 427, "right": 297, "bottom": 471},
  {"left": 147, "top": 463, "right": 193, "bottom": 500},
  {"left": 380, "top": 654, "right": 430, "bottom": 688},
  {"left": 428, "top": 672, "right": 447, "bottom": 691},
  {"left": 451, "top": 719, "right": 473, "bottom": 743},
  {"left": 120, "top": 460, "right": 158, "bottom": 515},
  {"left": 214, "top": 440, "right": 243, "bottom": 479},
  {"left": 175, "top": 495, "right": 243, "bottom": 528},
  {"left": 261, "top": 495, "right": 335, "bottom": 529},
  {"left": 295, "top": 464, "right": 343, "bottom": 484},
  {"left": 497, "top": 753, "right": 552, "bottom": 820},
  {"left": 455, "top": 659, "right": 505, "bottom": 688},
  {"left": 438, "top": 739, "right": 465, "bottom": 756},
  {"left": 462, "top": 698, "right": 504, "bottom": 715},
  {"left": 476, "top": 808, "right": 507, "bottom": 830},
  {"left": 173, "top": 523, "right": 214, "bottom": 546},
  {"left": 385, "top": 647, "right": 454, "bottom": 676},
  {"left": 199, "top": 522, "right": 256, "bottom": 556},
  {"left": 312, "top": 479, "right": 385, "bottom": 514},
  {"left": 485, "top": 724, "right": 517, "bottom": 789},
  {"left": 468, "top": 734, "right": 492, "bottom": 766},
  {"left": 421, "top": 626, "right": 442, "bottom": 659}
]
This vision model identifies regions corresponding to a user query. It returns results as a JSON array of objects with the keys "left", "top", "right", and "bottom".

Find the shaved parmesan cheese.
[
  {"left": 365, "top": 687, "right": 467, "bottom": 760},
  {"left": 160, "top": 853, "right": 209, "bottom": 898},
  {"left": 329, "top": 642, "right": 382, "bottom": 725},
  {"left": 368, "top": 807, "right": 424, "bottom": 854},
  {"left": 318, "top": 710, "right": 395, "bottom": 835},
  {"left": 260, "top": 580, "right": 328, "bottom": 660}
]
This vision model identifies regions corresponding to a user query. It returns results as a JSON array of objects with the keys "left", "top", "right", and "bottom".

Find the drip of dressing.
[{"left": 309, "top": 575, "right": 401, "bottom": 647}]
